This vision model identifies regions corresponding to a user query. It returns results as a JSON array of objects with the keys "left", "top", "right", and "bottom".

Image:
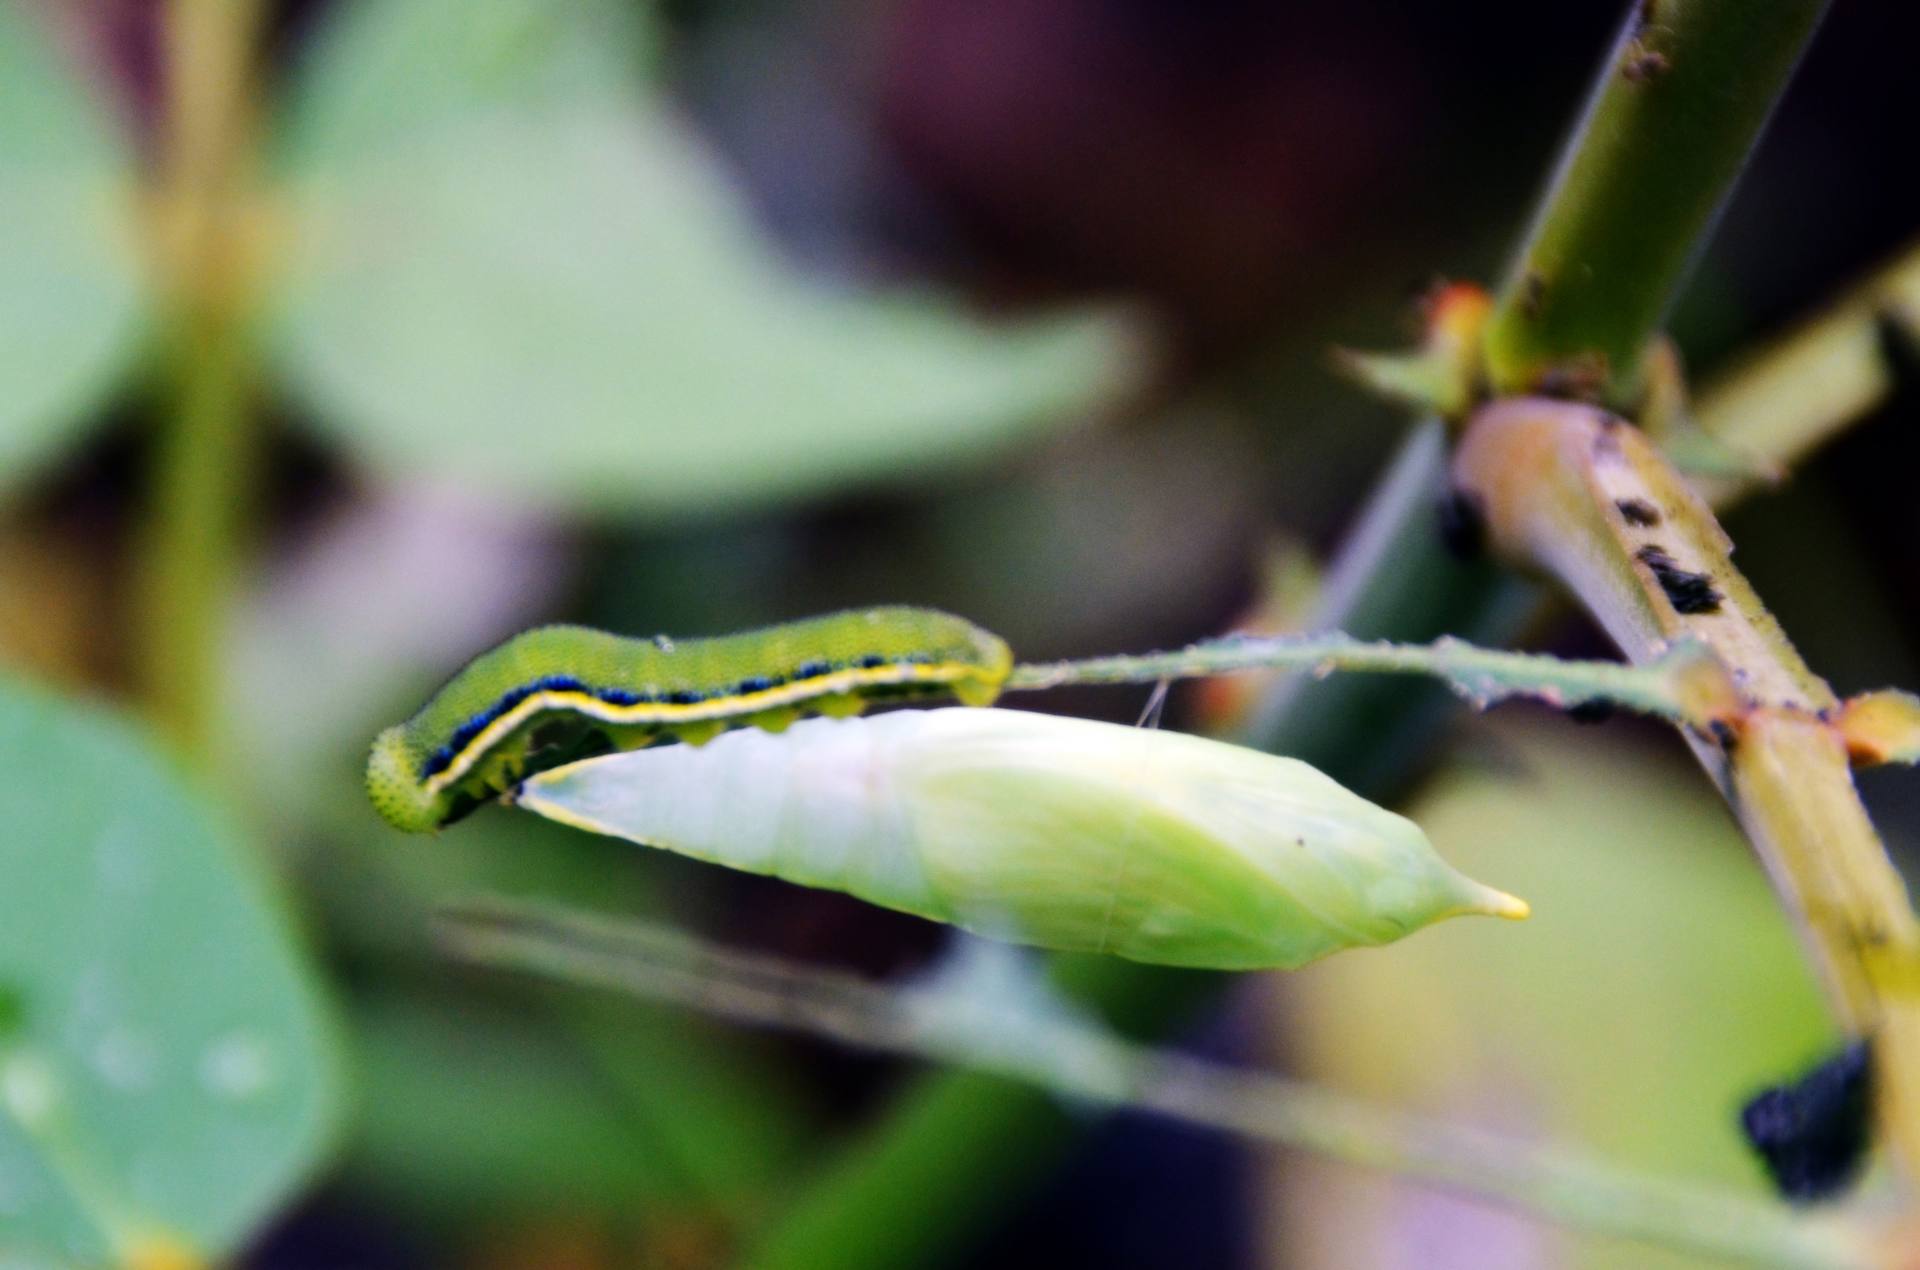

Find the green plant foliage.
[
  {"left": 313, "top": 802, "right": 813, "bottom": 1230},
  {"left": 340, "top": 984, "right": 809, "bottom": 1232},
  {"left": 0, "top": 675, "right": 340, "bottom": 1264},
  {"left": 269, "top": 0, "right": 1135, "bottom": 516},
  {"left": 342, "top": 986, "right": 710, "bottom": 1220},
  {"left": 0, "top": 1, "right": 147, "bottom": 496}
]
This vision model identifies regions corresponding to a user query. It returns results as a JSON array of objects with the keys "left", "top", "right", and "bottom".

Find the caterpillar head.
[{"left": 366, "top": 725, "right": 449, "bottom": 833}]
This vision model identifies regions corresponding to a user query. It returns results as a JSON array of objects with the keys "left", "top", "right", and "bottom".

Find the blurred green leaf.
[
  {"left": 301, "top": 782, "right": 814, "bottom": 1233},
  {"left": 341, "top": 986, "right": 697, "bottom": 1222},
  {"left": 0, "top": 674, "right": 340, "bottom": 1264},
  {"left": 270, "top": 0, "right": 1137, "bottom": 517},
  {"left": 0, "top": 1252, "right": 69, "bottom": 1270},
  {"left": 0, "top": 1, "right": 146, "bottom": 495}
]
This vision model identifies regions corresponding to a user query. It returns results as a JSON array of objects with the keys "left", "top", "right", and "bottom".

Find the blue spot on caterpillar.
[{"left": 367, "top": 607, "right": 1013, "bottom": 833}]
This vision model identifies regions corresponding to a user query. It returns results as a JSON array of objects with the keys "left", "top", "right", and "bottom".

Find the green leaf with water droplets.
[{"left": 0, "top": 674, "right": 340, "bottom": 1264}]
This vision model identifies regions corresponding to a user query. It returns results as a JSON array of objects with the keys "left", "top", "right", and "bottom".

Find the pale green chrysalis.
[{"left": 512, "top": 707, "right": 1528, "bottom": 970}]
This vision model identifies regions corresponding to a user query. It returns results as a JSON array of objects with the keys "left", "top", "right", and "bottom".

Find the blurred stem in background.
[
  {"left": 745, "top": 2, "right": 1834, "bottom": 1265},
  {"left": 139, "top": 0, "right": 266, "bottom": 764},
  {"left": 446, "top": 901, "right": 1875, "bottom": 1270},
  {"left": 1691, "top": 240, "right": 1920, "bottom": 506}
]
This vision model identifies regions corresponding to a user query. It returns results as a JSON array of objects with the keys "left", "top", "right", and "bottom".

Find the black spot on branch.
[
  {"left": 1437, "top": 489, "right": 1487, "bottom": 559},
  {"left": 1536, "top": 357, "right": 1608, "bottom": 401},
  {"left": 1615, "top": 498, "right": 1661, "bottom": 527},
  {"left": 1624, "top": 0, "right": 1670, "bottom": 81},
  {"left": 1635, "top": 545, "right": 1723, "bottom": 615},
  {"left": 1566, "top": 699, "right": 1615, "bottom": 725},
  {"left": 1741, "top": 1040, "right": 1872, "bottom": 1203},
  {"left": 1622, "top": 48, "right": 1670, "bottom": 82},
  {"left": 1521, "top": 272, "right": 1545, "bottom": 319},
  {"left": 1874, "top": 307, "right": 1920, "bottom": 394}
]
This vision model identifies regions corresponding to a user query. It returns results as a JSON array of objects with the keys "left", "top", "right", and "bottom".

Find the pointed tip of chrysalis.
[
  {"left": 1485, "top": 889, "right": 1532, "bottom": 921},
  {"left": 1425, "top": 851, "right": 1530, "bottom": 923},
  {"left": 1454, "top": 879, "right": 1531, "bottom": 922}
]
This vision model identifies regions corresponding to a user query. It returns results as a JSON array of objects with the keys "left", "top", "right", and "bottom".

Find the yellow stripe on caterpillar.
[
  {"left": 424, "top": 661, "right": 995, "bottom": 797},
  {"left": 367, "top": 607, "right": 1012, "bottom": 833}
]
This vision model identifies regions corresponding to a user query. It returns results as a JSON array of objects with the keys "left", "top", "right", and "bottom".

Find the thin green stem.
[
  {"left": 440, "top": 902, "right": 1875, "bottom": 1270},
  {"left": 139, "top": 314, "right": 254, "bottom": 761},
  {"left": 1008, "top": 631, "right": 1728, "bottom": 725},
  {"left": 1233, "top": 418, "right": 1543, "bottom": 783},
  {"left": 1485, "top": 0, "right": 1830, "bottom": 402},
  {"left": 137, "top": 0, "right": 265, "bottom": 762}
]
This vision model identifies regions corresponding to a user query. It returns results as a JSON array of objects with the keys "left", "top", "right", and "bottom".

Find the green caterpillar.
[{"left": 367, "top": 607, "right": 1013, "bottom": 833}]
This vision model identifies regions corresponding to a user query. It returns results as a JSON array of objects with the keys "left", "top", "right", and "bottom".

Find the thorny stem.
[
  {"left": 1007, "top": 632, "right": 1732, "bottom": 726},
  {"left": 751, "top": 1, "right": 1840, "bottom": 1258},
  {"left": 1483, "top": 0, "right": 1829, "bottom": 402},
  {"left": 440, "top": 901, "right": 1876, "bottom": 1270},
  {"left": 138, "top": 0, "right": 266, "bottom": 762},
  {"left": 740, "top": 381, "right": 1866, "bottom": 1267},
  {"left": 1453, "top": 396, "right": 1920, "bottom": 1182}
]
